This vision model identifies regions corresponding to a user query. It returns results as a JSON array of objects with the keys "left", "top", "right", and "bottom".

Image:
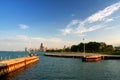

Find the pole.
[{"left": 83, "top": 38, "right": 85, "bottom": 57}]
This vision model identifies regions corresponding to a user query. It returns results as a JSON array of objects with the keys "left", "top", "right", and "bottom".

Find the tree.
[
  {"left": 105, "top": 45, "right": 114, "bottom": 53},
  {"left": 86, "top": 42, "right": 101, "bottom": 52},
  {"left": 64, "top": 47, "right": 71, "bottom": 52},
  {"left": 78, "top": 43, "right": 84, "bottom": 52},
  {"left": 99, "top": 42, "right": 107, "bottom": 52},
  {"left": 71, "top": 45, "right": 78, "bottom": 52},
  {"left": 69, "top": 41, "right": 115, "bottom": 53}
]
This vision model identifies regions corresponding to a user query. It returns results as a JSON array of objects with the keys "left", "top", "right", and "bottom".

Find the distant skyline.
[{"left": 0, "top": 0, "right": 120, "bottom": 51}]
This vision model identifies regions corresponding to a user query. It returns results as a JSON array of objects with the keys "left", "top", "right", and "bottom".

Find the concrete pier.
[
  {"left": 0, "top": 56, "right": 39, "bottom": 76},
  {"left": 44, "top": 53, "right": 120, "bottom": 60},
  {"left": 44, "top": 53, "right": 103, "bottom": 58},
  {"left": 44, "top": 53, "right": 84, "bottom": 58}
]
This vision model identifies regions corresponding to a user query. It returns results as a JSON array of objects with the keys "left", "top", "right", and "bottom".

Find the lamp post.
[{"left": 83, "top": 38, "right": 85, "bottom": 57}]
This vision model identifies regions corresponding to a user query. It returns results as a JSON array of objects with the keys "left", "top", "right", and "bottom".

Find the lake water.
[{"left": 0, "top": 52, "right": 120, "bottom": 80}]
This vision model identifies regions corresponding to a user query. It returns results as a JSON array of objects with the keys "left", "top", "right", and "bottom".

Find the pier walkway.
[
  {"left": 44, "top": 52, "right": 120, "bottom": 60},
  {"left": 0, "top": 56, "right": 39, "bottom": 66},
  {"left": 44, "top": 53, "right": 103, "bottom": 58},
  {"left": 0, "top": 56, "right": 39, "bottom": 76}
]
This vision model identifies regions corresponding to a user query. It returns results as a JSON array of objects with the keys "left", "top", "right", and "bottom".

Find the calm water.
[{"left": 0, "top": 52, "right": 120, "bottom": 80}]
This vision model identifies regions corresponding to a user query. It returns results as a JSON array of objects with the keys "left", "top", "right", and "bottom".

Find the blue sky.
[{"left": 0, "top": 0, "right": 120, "bottom": 51}]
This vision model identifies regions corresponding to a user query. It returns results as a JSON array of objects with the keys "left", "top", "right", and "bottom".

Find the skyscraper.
[
  {"left": 40, "top": 43, "right": 44, "bottom": 52},
  {"left": 25, "top": 47, "right": 27, "bottom": 52}
]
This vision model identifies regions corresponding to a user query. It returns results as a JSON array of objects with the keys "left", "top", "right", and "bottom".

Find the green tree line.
[
  {"left": 46, "top": 41, "right": 120, "bottom": 54},
  {"left": 71, "top": 42, "right": 114, "bottom": 53}
]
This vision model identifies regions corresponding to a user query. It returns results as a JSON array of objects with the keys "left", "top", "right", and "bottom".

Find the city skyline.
[{"left": 0, "top": 0, "right": 120, "bottom": 51}]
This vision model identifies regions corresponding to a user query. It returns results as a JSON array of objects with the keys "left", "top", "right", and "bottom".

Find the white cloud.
[
  {"left": 19, "top": 24, "right": 29, "bottom": 30},
  {"left": 105, "top": 16, "right": 120, "bottom": 23},
  {"left": 61, "top": 20, "right": 80, "bottom": 35},
  {"left": 77, "top": 34, "right": 86, "bottom": 37},
  {"left": 61, "top": 28, "right": 72, "bottom": 35},
  {"left": 61, "top": 1, "right": 120, "bottom": 35},
  {"left": 87, "top": 2, "right": 120, "bottom": 23},
  {"left": 0, "top": 35, "right": 73, "bottom": 51},
  {"left": 67, "top": 20, "right": 80, "bottom": 28},
  {"left": 105, "top": 18, "right": 114, "bottom": 23},
  {"left": 76, "top": 25, "right": 105, "bottom": 34}
]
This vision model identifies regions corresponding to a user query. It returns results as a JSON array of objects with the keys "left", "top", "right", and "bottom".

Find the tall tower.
[
  {"left": 25, "top": 47, "right": 27, "bottom": 52},
  {"left": 40, "top": 43, "right": 44, "bottom": 52}
]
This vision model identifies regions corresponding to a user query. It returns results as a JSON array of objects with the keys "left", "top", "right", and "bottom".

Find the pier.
[
  {"left": 44, "top": 53, "right": 103, "bottom": 62},
  {"left": 82, "top": 56, "right": 102, "bottom": 62},
  {"left": 44, "top": 53, "right": 103, "bottom": 58},
  {"left": 0, "top": 56, "right": 39, "bottom": 76},
  {"left": 44, "top": 53, "right": 120, "bottom": 62}
]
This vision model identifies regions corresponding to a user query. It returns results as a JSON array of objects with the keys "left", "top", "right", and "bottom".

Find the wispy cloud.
[
  {"left": 105, "top": 16, "right": 120, "bottom": 23},
  {"left": 75, "top": 24, "right": 106, "bottom": 34},
  {"left": 61, "top": 20, "right": 80, "bottom": 35},
  {"left": 105, "top": 18, "right": 114, "bottom": 23},
  {"left": 0, "top": 35, "right": 73, "bottom": 50},
  {"left": 61, "top": 1, "right": 120, "bottom": 35},
  {"left": 104, "top": 26, "right": 118, "bottom": 30},
  {"left": 87, "top": 2, "right": 120, "bottom": 23},
  {"left": 19, "top": 24, "right": 29, "bottom": 30}
]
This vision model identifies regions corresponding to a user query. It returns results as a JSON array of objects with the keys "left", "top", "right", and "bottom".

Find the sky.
[{"left": 0, "top": 0, "right": 120, "bottom": 51}]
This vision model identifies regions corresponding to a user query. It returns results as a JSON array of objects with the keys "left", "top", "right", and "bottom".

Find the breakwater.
[
  {"left": 0, "top": 56, "right": 39, "bottom": 76},
  {"left": 44, "top": 53, "right": 102, "bottom": 58},
  {"left": 44, "top": 53, "right": 120, "bottom": 60}
]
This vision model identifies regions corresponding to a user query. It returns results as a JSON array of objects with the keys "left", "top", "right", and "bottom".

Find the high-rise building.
[
  {"left": 40, "top": 43, "right": 44, "bottom": 52},
  {"left": 25, "top": 47, "right": 27, "bottom": 52}
]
